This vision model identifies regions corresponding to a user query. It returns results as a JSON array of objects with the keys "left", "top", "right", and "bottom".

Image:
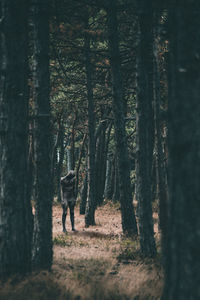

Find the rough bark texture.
[
  {"left": 0, "top": 0, "right": 32, "bottom": 277},
  {"left": 136, "top": 1, "right": 156, "bottom": 256},
  {"left": 84, "top": 28, "right": 96, "bottom": 227},
  {"left": 107, "top": 0, "right": 138, "bottom": 235},
  {"left": 162, "top": 3, "right": 200, "bottom": 299},
  {"left": 32, "top": 0, "right": 53, "bottom": 270}
]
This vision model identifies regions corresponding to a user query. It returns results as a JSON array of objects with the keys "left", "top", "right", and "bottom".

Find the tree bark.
[
  {"left": 75, "top": 133, "right": 87, "bottom": 198},
  {"left": 112, "top": 154, "right": 120, "bottom": 203},
  {"left": 106, "top": 0, "right": 138, "bottom": 235},
  {"left": 80, "top": 171, "right": 88, "bottom": 215},
  {"left": 31, "top": 0, "right": 53, "bottom": 270},
  {"left": 95, "top": 122, "right": 107, "bottom": 206},
  {"left": 104, "top": 153, "right": 114, "bottom": 200},
  {"left": 153, "top": 14, "right": 168, "bottom": 253},
  {"left": 0, "top": 0, "right": 32, "bottom": 277},
  {"left": 56, "top": 122, "right": 65, "bottom": 202},
  {"left": 162, "top": 3, "right": 200, "bottom": 299},
  {"left": 71, "top": 112, "right": 77, "bottom": 170},
  {"left": 136, "top": 1, "right": 156, "bottom": 256},
  {"left": 84, "top": 23, "right": 96, "bottom": 227}
]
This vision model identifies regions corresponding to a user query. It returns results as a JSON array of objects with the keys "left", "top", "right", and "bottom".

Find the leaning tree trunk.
[
  {"left": 84, "top": 25, "right": 96, "bottom": 227},
  {"left": 162, "top": 3, "right": 200, "bottom": 300},
  {"left": 135, "top": 1, "right": 157, "bottom": 257},
  {"left": 106, "top": 0, "right": 138, "bottom": 235},
  {"left": 0, "top": 0, "right": 33, "bottom": 278},
  {"left": 31, "top": 0, "right": 53, "bottom": 270}
]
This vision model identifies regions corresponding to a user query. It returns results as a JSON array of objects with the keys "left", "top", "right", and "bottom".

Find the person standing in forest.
[{"left": 60, "top": 170, "right": 77, "bottom": 232}]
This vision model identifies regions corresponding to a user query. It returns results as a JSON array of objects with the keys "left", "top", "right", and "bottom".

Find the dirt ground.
[
  {"left": 0, "top": 201, "right": 163, "bottom": 300},
  {"left": 51, "top": 201, "right": 163, "bottom": 299}
]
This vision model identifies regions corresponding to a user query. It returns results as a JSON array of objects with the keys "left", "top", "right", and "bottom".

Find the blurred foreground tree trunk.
[
  {"left": 153, "top": 9, "right": 168, "bottom": 256},
  {"left": 32, "top": 0, "right": 53, "bottom": 270},
  {"left": 135, "top": 0, "right": 156, "bottom": 257},
  {"left": 106, "top": 0, "right": 138, "bottom": 235},
  {"left": 162, "top": 3, "right": 200, "bottom": 299},
  {"left": 0, "top": 0, "right": 33, "bottom": 278}
]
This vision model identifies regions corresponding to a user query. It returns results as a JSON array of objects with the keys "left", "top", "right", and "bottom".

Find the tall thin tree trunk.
[
  {"left": 112, "top": 154, "right": 120, "bottom": 203},
  {"left": 75, "top": 133, "right": 87, "bottom": 198},
  {"left": 71, "top": 112, "right": 77, "bottom": 170},
  {"left": 80, "top": 171, "right": 88, "bottom": 215},
  {"left": 162, "top": 3, "right": 200, "bottom": 299},
  {"left": 56, "top": 122, "right": 65, "bottom": 202},
  {"left": 104, "top": 153, "right": 114, "bottom": 200},
  {"left": 136, "top": 1, "right": 157, "bottom": 256},
  {"left": 153, "top": 16, "right": 168, "bottom": 253},
  {"left": 95, "top": 123, "right": 107, "bottom": 206},
  {"left": 84, "top": 22, "right": 96, "bottom": 227},
  {"left": 0, "top": 0, "right": 32, "bottom": 277},
  {"left": 102, "top": 122, "right": 113, "bottom": 201},
  {"left": 106, "top": 0, "right": 138, "bottom": 235},
  {"left": 32, "top": 0, "right": 53, "bottom": 270},
  {"left": 51, "top": 117, "right": 62, "bottom": 183}
]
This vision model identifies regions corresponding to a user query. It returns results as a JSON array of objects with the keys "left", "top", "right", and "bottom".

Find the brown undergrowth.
[{"left": 0, "top": 201, "right": 163, "bottom": 300}]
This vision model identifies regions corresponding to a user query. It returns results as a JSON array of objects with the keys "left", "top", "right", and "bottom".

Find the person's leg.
[
  {"left": 69, "top": 202, "right": 75, "bottom": 231},
  {"left": 62, "top": 204, "right": 68, "bottom": 232}
]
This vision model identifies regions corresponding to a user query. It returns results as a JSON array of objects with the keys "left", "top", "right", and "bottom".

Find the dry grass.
[{"left": 0, "top": 201, "right": 163, "bottom": 300}]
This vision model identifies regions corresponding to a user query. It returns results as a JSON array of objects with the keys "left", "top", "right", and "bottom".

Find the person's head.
[{"left": 66, "top": 170, "right": 75, "bottom": 179}]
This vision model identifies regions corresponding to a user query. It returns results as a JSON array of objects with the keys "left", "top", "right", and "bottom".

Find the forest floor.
[{"left": 0, "top": 201, "right": 164, "bottom": 300}]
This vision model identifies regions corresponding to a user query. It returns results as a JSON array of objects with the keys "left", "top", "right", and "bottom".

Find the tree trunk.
[
  {"left": 103, "top": 122, "right": 113, "bottom": 200},
  {"left": 104, "top": 153, "right": 114, "bottom": 200},
  {"left": 75, "top": 133, "right": 87, "bottom": 198},
  {"left": 0, "top": 0, "right": 32, "bottom": 277},
  {"left": 56, "top": 122, "right": 65, "bottom": 202},
  {"left": 135, "top": 1, "right": 156, "bottom": 257},
  {"left": 162, "top": 3, "right": 200, "bottom": 300},
  {"left": 67, "top": 146, "right": 73, "bottom": 172},
  {"left": 95, "top": 122, "right": 107, "bottom": 206},
  {"left": 71, "top": 112, "right": 77, "bottom": 171},
  {"left": 153, "top": 15, "right": 168, "bottom": 253},
  {"left": 106, "top": 0, "right": 138, "bottom": 235},
  {"left": 31, "top": 0, "right": 53, "bottom": 270},
  {"left": 84, "top": 24, "right": 96, "bottom": 227},
  {"left": 80, "top": 172, "right": 88, "bottom": 215},
  {"left": 51, "top": 116, "right": 62, "bottom": 193},
  {"left": 112, "top": 154, "right": 120, "bottom": 203}
]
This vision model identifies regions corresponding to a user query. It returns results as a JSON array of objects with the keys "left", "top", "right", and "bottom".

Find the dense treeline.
[{"left": 0, "top": 0, "right": 200, "bottom": 299}]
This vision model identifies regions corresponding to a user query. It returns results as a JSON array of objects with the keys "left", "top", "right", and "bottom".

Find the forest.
[{"left": 0, "top": 0, "right": 200, "bottom": 299}]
